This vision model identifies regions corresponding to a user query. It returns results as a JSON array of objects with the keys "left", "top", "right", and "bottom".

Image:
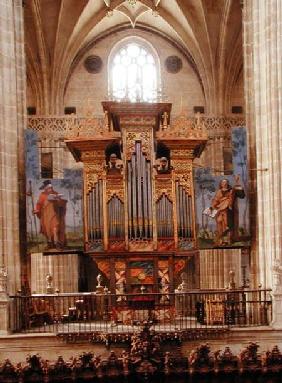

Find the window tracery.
[{"left": 109, "top": 40, "right": 159, "bottom": 102}]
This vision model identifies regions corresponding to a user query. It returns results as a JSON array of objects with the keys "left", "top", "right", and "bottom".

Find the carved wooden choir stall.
[{"left": 65, "top": 101, "right": 207, "bottom": 299}]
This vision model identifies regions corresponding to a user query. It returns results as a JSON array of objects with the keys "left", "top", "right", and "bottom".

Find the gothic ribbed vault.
[{"left": 24, "top": 0, "right": 243, "bottom": 115}]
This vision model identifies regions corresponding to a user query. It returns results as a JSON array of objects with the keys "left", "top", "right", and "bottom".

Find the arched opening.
[{"left": 109, "top": 37, "right": 160, "bottom": 102}]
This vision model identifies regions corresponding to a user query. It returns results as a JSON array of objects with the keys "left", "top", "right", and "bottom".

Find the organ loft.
[{"left": 66, "top": 101, "right": 208, "bottom": 292}]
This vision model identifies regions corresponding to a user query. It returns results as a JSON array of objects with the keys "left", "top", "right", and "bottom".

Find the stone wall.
[
  {"left": 30, "top": 253, "right": 79, "bottom": 294},
  {"left": 0, "top": 0, "right": 26, "bottom": 294},
  {"left": 200, "top": 249, "right": 243, "bottom": 289},
  {"left": 63, "top": 29, "right": 206, "bottom": 116}
]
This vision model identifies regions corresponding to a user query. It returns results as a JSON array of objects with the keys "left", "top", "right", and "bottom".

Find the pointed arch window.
[{"left": 109, "top": 40, "right": 159, "bottom": 102}]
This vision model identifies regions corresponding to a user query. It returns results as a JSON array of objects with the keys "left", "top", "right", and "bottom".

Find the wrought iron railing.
[{"left": 9, "top": 289, "right": 272, "bottom": 338}]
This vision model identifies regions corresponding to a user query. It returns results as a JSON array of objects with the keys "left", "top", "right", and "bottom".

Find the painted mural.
[
  {"left": 194, "top": 127, "right": 250, "bottom": 249},
  {"left": 25, "top": 129, "right": 83, "bottom": 253},
  {"left": 129, "top": 261, "right": 154, "bottom": 285}
]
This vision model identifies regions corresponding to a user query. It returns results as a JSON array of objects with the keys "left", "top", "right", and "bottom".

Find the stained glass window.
[{"left": 110, "top": 42, "right": 158, "bottom": 102}]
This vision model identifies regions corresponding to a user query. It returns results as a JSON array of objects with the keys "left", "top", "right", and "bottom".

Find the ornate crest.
[
  {"left": 124, "top": 128, "right": 152, "bottom": 160},
  {"left": 84, "top": 153, "right": 105, "bottom": 191},
  {"left": 158, "top": 114, "right": 207, "bottom": 140},
  {"left": 155, "top": 176, "right": 173, "bottom": 201}
]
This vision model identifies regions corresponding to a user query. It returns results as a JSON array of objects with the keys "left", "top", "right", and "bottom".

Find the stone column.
[
  {"left": 0, "top": 0, "right": 26, "bottom": 296},
  {"left": 30, "top": 253, "right": 79, "bottom": 293},
  {"left": 243, "top": 1, "right": 282, "bottom": 326},
  {"left": 200, "top": 249, "right": 242, "bottom": 289}
]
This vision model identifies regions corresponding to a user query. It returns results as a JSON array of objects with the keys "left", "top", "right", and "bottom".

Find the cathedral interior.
[{"left": 0, "top": 0, "right": 282, "bottom": 381}]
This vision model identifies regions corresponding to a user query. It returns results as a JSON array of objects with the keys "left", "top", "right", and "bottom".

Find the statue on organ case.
[
  {"left": 106, "top": 153, "right": 122, "bottom": 174},
  {"left": 155, "top": 157, "right": 172, "bottom": 174}
]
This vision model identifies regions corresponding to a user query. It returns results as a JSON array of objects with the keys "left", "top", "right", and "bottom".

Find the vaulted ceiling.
[{"left": 24, "top": 0, "right": 243, "bottom": 115}]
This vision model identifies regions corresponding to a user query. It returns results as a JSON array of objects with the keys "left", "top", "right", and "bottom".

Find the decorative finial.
[
  {"left": 162, "top": 112, "right": 168, "bottom": 130},
  {"left": 104, "top": 110, "right": 110, "bottom": 131},
  {"left": 46, "top": 273, "right": 54, "bottom": 294},
  {"left": 97, "top": 274, "right": 102, "bottom": 287},
  {"left": 228, "top": 270, "right": 236, "bottom": 290},
  {"left": 195, "top": 111, "right": 201, "bottom": 127}
]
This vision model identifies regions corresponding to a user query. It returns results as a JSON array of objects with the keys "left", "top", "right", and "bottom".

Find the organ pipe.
[
  {"left": 147, "top": 161, "right": 153, "bottom": 237},
  {"left": 156, "top": 194, "right": 173, "bottom": 238},
  {"left": 136, "top": 143, "right": 143, "bottom": 237},
  {"left": 176, "top": 182, "right": 193, "bottom": 239},
  {"left": 87, "top": 180, "right": 104, "bottom": 242},
  {"left": 128, "top": 162, "right": 132, "bottom": 239},
  {"left": 131, "top": 153, "right": 137, "bottom": 238},
  {"left": 107, "top": 195, "right": 125, "bottom": 239},
  {"left": 127, "top": 142, "right": 153, "bottom": 240},
  {"left": 141, "top": 147, "right": 148, "bottom": 237}
]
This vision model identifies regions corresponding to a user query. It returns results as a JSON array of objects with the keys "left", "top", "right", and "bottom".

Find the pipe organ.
[{"left": 66, "top": 102, "right": 207, "bottom": 292}]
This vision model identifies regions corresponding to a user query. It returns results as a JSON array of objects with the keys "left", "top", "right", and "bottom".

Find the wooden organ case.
[{"left": 66, "top": 102, "right": 207, "bottom": 293}]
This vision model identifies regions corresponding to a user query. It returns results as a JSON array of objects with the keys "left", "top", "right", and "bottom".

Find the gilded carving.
[
  {"left": 85, "top": 173, "right": 99, "bottom": 190},
  {"left": 27, "top": 116, "right": 245, "bottom": 141},
  {"left": 120, "top": 116, "right": 155, "bottom": 127},
  {"left": 171, "top": 161, "right": 192, "bottom": 173},
  {"left": 106, "top": 181, "right": 124, "bottom": 202},
  {"left": 158, "top": 114, "right": 208, "bottom": 140},
  {"left": 81, "top": 150, "right": 105, "bottom": 162},
  {"left": 177, "top": 175, "right": 192, "bottom": 194},
  {"left": 171, "top": 154, "right": 193, "bottom": 194},
  {"left": 128, "top": 240, "right": 154, "bottom": 252},
  {"left": 155, "top": 176, "right": 173, "bottom": 201},
  {"left": 27, "top": 116, "right": 107, "bottom": 140},
  {"left": 106, "top": 190, "right": 124, "bottom": 202},
  {"left": 84, "top": 155, "right": 105, "bottom": 191},
  {"left": 171, "top": 149, "right": 194, "bottom": 159},
  {"left": 124, "top": 129, "right": 152, "bottom": 160}
]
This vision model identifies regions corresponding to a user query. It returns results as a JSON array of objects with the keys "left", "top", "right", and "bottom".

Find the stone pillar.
[
  {"left": 30, "top": 253, "right": 79, "bottom": 293},
  {"left": 243, "top": 0, "right": 282, "bottom": 284},
  {"left": 0, "top": 0, "right": 26, "bottom": 294},
  {"left": 200, "top": 249, "right": 242, "bottom": 289},
  {"left": 243, "top": 1, "right": 282, "bottom": 325}
]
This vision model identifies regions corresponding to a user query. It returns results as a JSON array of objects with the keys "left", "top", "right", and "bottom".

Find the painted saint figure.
[
  {"left": 33, "top": 180, "right": 67, "bottom": 250},
  {"left": 211, "top": 175, "right": 245, "bottom": 246}
]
